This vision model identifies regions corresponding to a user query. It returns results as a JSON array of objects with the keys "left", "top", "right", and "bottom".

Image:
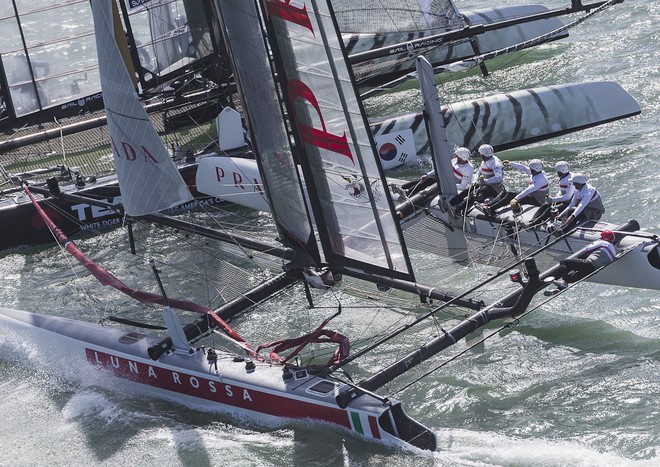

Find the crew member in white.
[
  {"left": 557, "top": 230, "right": 617, "bottom": 284},
  {"left": 529, "top": 160, "right": 574, "bottom": 227},
  {"left": 486, "top": 159, "right": 549, "bottom": 214},
  {"left": 554, "top": 172, "right": 605, "bottom": 234},
  {"left": 452, "top": 146, "right": 474, "bottom": 191},
  {"left": 449, "top": 144, "right": 503, "bottom": 216},
  {"left": 401, "top": 146, "right": 474, "bottom": 195}
]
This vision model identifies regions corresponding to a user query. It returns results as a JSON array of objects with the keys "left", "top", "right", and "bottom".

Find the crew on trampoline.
[{"left": 448, "top": 144, "right": 503, "bottom": 217}]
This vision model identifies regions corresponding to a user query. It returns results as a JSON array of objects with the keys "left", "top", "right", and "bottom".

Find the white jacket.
[
  {"left": 510, "top": 162, "right": 549, "bottom": 204},
  {"left": 453, "top": 158, "right": 474, "bottom": 191},
  {"left": 560, "top": 182, "right": 605, "bottom": 219},
  {"left": 550, "top": 173, "right": 575, "bottom": 203},
  {"left": 478, "top": 156, "right": 504, "bottom": 187}
]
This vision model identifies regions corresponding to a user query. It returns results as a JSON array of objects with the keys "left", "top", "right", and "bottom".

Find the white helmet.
[
  {"left": 555, "top": 161, "right": 570, "bottom": 175},
  {"left": 529, "top": 159, "right": 544, "bottom": 172},
  {"left": 454, "top": 147, "right": 471, "bottom": 161},
  {"left": 572, "top": 173, "right": 587, "bottom": 184},
  {"left": 478, "top": 144, "right": 494, "bottom": 157}
]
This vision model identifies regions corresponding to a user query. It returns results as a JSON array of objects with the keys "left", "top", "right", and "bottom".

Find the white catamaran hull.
[
  {"left": 0, "top": 307, "right": 437, "bottom": 451},
  {"left": 371, "top": 81, "right": 641, "bottom": 161},
  {"left": 413, "top": 201, "right": 660, "bottom": 291}
]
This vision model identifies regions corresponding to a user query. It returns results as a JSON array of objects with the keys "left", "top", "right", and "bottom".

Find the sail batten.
[
  {"left": 262, "top": 0, "right": 414, "bottom": 281},
  {"left": 92, "top": 0, "right": 192, "bottom": 217}
]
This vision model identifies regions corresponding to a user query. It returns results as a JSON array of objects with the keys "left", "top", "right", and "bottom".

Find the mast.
[
  {"left": 416, "top": 56, "right": 456, "bottom": 203},
  {"left": 416, "top": 55, "right": 468, "bottom": 258}
]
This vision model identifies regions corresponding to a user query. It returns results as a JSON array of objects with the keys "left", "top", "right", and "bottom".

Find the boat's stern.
[
  {"left": 345, "top": 392, "right": 437, "bottom": 451},
  {"left": 379, "top": 402, "right": 437, "bottom": 451}
]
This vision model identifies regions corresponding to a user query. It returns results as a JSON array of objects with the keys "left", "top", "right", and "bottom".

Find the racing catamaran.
[
  {"left": 1, "top": 0, "right": 626, "bottom": 451},
  {"left": 0, "top": 0, "right": 635, "bottom": 253}
]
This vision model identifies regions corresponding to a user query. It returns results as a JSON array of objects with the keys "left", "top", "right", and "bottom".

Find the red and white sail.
[
  {"left": 92, "top": 0, "right": 192, "bottom": 216},
  {"left": 261, "top": 0, "right": 414, "bottom": 281}
]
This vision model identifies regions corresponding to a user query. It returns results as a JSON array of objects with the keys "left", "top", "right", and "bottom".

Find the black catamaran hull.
[
  {"left": 0, "top": 163, "right": 222, "bottom": 252},
  {"left": 0, "top": 307, "right": 437, "bottom": 451}
]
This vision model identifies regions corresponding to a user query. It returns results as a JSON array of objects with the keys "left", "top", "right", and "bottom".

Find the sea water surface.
[{"left": 1, "top": 0, "right": 659, "bottom": 465}]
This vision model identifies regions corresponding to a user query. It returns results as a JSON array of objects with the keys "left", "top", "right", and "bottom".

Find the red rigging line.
[
  {"left": 22, "top": 182, "right": 349, "bottom": 368},
  {"left": 21, "top": 182, "right": 256, "bottom": 357}
]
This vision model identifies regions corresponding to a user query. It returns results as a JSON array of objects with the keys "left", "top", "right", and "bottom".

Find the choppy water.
[{"left": 1, "top": 1, "right": 659, "bottom": 465}]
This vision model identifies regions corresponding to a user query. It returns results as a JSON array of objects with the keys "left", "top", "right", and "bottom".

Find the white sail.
[{"left": 92, "top": 0, "right": 192, "bottom": 216}]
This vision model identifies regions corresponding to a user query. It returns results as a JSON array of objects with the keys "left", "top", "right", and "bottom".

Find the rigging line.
[
  {"left": 173, "top": 107, "right": 225, "bottom": 150},
  {"left": 143, "top": 232, "right": 276, "bottom": 295},
  {"left": 32, "top": 201, "right": 107, "bottom": 323},
  {"left": 185, "top": 201, "right": 274, "bottom": 266},
  {"left": 392, "top": 240, "right": 639, "bottom": 394},
  {"left": 327, "top": 225, "right": 584, "bottom": 372}
]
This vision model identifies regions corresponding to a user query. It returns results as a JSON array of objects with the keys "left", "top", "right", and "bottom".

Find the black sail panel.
[{"left": 214, "top": 0, "right": 321, "bottom": 265}]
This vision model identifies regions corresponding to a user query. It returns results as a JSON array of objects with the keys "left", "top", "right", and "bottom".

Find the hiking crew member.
[
  {"left": 554, "top": 173, "right": 605, "bottom": 233},
  {"left": 449, "top": 144, "right": 503, "bottom": 217},
  {"left": 452, "top": 146, "right": 474, "bottom": 191},
  {"left": 558, "top": 230, "right": 617, "bottom": 283},
  {"left": 485, "top": 159, "right": 549, "bottom": 215},
  {"left": 529, "top": 160, "right": 574, "bottom": 227},
  {"left": 402, "top": 146, "right": 475, "bottom": 196}
]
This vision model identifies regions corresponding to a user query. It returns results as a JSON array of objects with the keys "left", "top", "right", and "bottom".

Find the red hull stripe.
[
  {"left": 368, "top": 415, "right": 381, "bottom": 439},
  {"left": 86, "top": 349, "right": 352, "bottom": 429}
]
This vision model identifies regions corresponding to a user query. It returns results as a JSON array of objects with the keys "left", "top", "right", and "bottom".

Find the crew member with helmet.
[
  {"left": 553, "top": 172, "right": 605, "bottom": 234},
  {"left": 452, "top": 146, "right": 475, "bottom": 191},
  {"left": 402, "top": 146, "right": 474, "bottom": 196},
  {"left": 449, "top": 143, "right": 503, "bottom": 217},
  {"left": 528, "top": 160, "right": 575, "bottom": 227},
  {"left": 484, "top": 158, "right": 549, "bottom": 215},
  {"left": 556, "top": 230, "right": 617, "bottom": 285}
]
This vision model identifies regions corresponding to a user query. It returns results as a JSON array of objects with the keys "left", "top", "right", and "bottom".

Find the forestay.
[
  {"left": 261, "top": 0, "right": 415, "bottom": 281},
  {"left": 92, "top": 0, "right": 192, "bottom": 217}
]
